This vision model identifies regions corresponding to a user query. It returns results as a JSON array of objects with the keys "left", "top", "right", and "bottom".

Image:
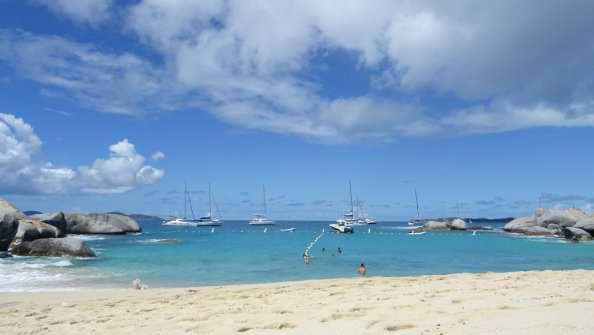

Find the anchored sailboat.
[
  {"left": 162, "top": 182, "right": 222, "bottom": 226},
  {"left": 249, "top": 185, "right": 275, "bottom": 225},
  {"left": 408, "top": 190, "right": 426, "bottom": 226}
]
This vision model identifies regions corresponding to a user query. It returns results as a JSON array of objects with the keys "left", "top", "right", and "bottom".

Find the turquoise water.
[{"left": 2, "top": 220, "right": 594, "bottom": 291}]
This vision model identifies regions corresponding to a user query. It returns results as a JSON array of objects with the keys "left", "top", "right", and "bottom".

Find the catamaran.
[
  {"left": 334, "top": 180, "right": 359, "bottom": 227},
  {"left": 162, "top": 182, "right": 222, "bottom": 226},
  {"left": 249, "top": 185, "right": 275, "bottom": 225}
]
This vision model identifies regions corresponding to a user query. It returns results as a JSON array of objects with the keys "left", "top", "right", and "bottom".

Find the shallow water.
[{"left": 2, "top": 220, "right": 593, "bottom": 291}]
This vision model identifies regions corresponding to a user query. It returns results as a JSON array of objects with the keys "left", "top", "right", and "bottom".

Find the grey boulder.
[
  {"left": 503, "top": 217, "right": 537, "bottom": 233},
  {"left": 1, "top": 213, "right": 20, "bottom": 251},
  {"left": 424, "top": 220, "right": 449, "bottom": 230},
  {"left": 65, "top": 213, "right": 141, "bottom": 234},
  {"left": 11, "top": 238, "right": 96, "bottom": 257},
  {"left": 29, "top": 212, "right": 67, "bottom": 236},
  {"left": 562, "top": 227, "right": 591, "bottom": 241},
  {"left": 536, "top": 208, "right": 585, "bottom": 227},
  {"left": 14, "top": 220, "right": 62, "bottom": 242},
  {"left": 573, "top": 218, "right": 594, "bottom": 235},
  {"left": 0, "top": 198, "right": 27, "bottom": 220}
]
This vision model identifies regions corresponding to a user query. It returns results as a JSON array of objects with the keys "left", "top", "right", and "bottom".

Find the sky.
[{"left": 1, "top": 0, "right": 594, "bottom": 221}]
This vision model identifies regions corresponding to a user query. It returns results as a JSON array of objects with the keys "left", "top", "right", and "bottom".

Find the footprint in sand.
[{"left": 385, "top": 324, "right": 416, "bottom": 332}]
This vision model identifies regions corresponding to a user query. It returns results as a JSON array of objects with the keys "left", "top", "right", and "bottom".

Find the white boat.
[
  {"left": 162, "top": 182, "right": 222, "bottom": 227},
  {"left": 329, "top": 222, "right": 354, "bottom": 234},
  {"left": 195, "top": 184, "right": 223, "bottom": 226},
  {"left": 355, "top": 194, "right": 377, "bottom": 224},
  {"left": 334, "top": 180, "right": 359, "bottom": 227},
  {"left": 408, "top": 190, "right": 427, "bottom": 226},
  {"left": 249, "top": 185, "right": 275, "bottom": 225},
  {"left": 280, "top": 228, "right": 295, "bottom": 232},
  {"left": 408, "top": 230, "right": 426, "bottom": 235}
]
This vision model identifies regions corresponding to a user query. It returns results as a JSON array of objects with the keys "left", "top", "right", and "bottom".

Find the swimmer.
[{"left": 358, "top": 263, "right": 366, "bottom": 275}]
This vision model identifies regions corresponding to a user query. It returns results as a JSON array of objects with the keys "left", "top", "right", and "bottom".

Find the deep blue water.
[{"left": 2, "top": 220, "right": 593, "bottom": 291}]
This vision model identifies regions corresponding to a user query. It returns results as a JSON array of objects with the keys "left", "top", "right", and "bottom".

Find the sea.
[{"left": 2, "top": 220, "right": 594, "bottom": 292}]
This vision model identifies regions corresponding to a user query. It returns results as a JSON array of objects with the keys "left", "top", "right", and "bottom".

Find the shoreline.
[{"left": 2, "top": 270, "right": 593, "bottom": 334}]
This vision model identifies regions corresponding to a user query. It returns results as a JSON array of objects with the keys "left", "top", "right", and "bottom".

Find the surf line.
[{"left": 303, "top": 231, "right": 325, "bottom": 263}]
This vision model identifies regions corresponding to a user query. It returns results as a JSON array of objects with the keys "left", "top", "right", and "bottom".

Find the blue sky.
[{"left": 1, "top": 0, "right": 594, "bottom": 220}]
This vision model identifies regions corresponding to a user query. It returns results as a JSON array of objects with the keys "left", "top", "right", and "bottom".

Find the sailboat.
[
  {"left": 196, "top": 183, "right": 223, "bottom": 226},
  {"left": 330, "top": 180, "right": 357, "bottom": 233},
  {"left": 249, "top": 185, "right": 275, "bottom": 225},
  {"left": 162, "top": 182, "right": 222, "bottom": 227},
  {"left": 356, "top": 194, "right": 377, "bottom": 224},
  {"left": 408, "top": 190, "right": 427, "bottom": 226}
]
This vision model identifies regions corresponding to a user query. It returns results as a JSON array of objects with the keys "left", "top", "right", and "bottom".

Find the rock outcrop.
[
  {"left": 14, "top": 220, "right": 62, "bottom": 242},
  {"left": 573, "top": 218, "right": 594, "bottom": 235},
  {"left": 536, "top": 208, "right": 585, "bottom": 227},
  {"left": 423, "top": 219, "right": 467, "bottom": 231},
  {"left": 11, "top": 238, "right": 96, "bottom": 257},
  {"left": 504, "top": 208, "right": 591, "bottom": 239},
  {"left": 28, "top": 212, "right": 67, "bottom": 237},
  {"left": 65, "top": 213, "right": 141, "bottom": 234},
  {"left": 0, "top": 198, "right": 27, "bottom": 220},
  {"left": 562, "top": 227, "right": 592, "bottom": 241},
  {"left": 1, "top": 213, "right": 19, "bottom": 253}
]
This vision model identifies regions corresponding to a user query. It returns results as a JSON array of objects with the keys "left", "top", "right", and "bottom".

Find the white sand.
[{"left": 1, "top": 270, "right": 593, "bottom": 334}]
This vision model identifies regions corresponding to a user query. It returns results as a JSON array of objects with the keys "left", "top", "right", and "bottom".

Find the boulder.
[
  {"left": 29, "top": 212, "right": 67, "bottom": 236},
  {"left": 65, "top": 213, "right": 141, "bottom": 234},
  {"left": 561, "top": 227, "right": 591, "bottom": 241},
  {"left": 573, "top": 218, "right": 594, "bottom": 235},
  {"left": 449, "top": 218, "right": 467, "bottom": 230},
  {"left": 14, "top": 220, "right": 62, "bottom": 242},
  {"left": 0, "top": 213, "right": 20, "bottom": 251},
  {"left": 424, "top": 220, "right": 449, "bottom": 230},
  {"left": 0, "top": 198, "right": 27, "bottom": 220},
  {"left": 535, "top": 208, "right": 585, "bottom": 227},
  {"left": 11, "top": 238, "right": 96, "bottom": 257},
  {"left": 520, "top": 226, "right": 555, "bottom": 236},
  {"left": 503, "top": 217, "right": 537, "bottom": 232}
]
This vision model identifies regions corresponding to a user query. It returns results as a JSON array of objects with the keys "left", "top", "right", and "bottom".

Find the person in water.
[
  {"left": 358, "top": 263, "right": 366, "bottom": 275},
  {"left": 337, "top": 247, "right": 342, "bottom": 254},
  {"left": 303, "top": 253, "right": 310, "bottom": 264}
]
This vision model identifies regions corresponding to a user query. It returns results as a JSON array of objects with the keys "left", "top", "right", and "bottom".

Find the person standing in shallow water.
[{"left": 358, "top": 263, "right": 366, "bottom": 275}]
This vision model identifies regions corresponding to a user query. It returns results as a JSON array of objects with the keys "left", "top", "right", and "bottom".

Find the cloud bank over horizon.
[
  {"left": 1, "top": 1, "right": 594, "bottom": 143},
  {"left": 0, "top": 113, "right": 164, "bottom": 195}
]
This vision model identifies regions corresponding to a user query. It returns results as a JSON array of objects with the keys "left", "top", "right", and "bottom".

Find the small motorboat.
[
  {"left": 329, "top": 222, "right": 354, "bottom": 234},
  {"left": 280, "top": 228, "right": 296, "bottom": 232}
]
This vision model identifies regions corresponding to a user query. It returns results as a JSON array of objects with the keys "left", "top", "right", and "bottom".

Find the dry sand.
[{"left": 1, "top": 270, "right": 593, "bottom": 334}]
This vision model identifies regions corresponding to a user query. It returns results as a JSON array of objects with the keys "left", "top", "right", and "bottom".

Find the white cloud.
[
  {"left": 3, "top": 1, "right": 594, "bottom": 142},
  {"left": 78, "top": 139, "right": 165, "bottom": 194},
  {"left": 0, "top": 114, "right": 163, "bottom": 195},
  {"left": 151, "top": 151, "right": 165, "bottom": 161},
  {"left": 0, "top": 113, "right": 75, "bottom": 194},
  {"left": 36, "top": 0, "right": 113, "bottom": 26}
]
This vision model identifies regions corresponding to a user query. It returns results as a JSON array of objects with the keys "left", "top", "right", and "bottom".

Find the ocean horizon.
[{"left": 2, "top": 220, "right": 594, "bottom": 292}]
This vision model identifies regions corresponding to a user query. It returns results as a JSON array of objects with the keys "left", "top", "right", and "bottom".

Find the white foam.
[{"left": 68, "top": 234, "right": 107, "bottom": 241}]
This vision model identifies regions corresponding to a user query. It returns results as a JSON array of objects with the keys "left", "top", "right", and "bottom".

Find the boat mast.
[
  {"left": 184, "top": 179, "right": 187, "bottom": 220},
  {"left": 208, "top": 183, "right": 212, "bottom": 217},
  {"left": 349, "top": 180, "right": 354, "bottom": 215},
  {"left": 263, "top": 184, "right": 267, "bottom": 218},
  {"left": 415, "top": 190, "right": 420, "bottom": 220}
]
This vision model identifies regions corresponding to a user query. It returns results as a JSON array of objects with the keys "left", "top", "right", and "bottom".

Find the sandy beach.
[{"left": 1, "top": 270, "right": 593, "bottom": 334}]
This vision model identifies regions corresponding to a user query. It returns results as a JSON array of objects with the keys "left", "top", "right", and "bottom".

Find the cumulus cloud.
[
  {"left": 78, "top": 139, "right": 164, "bottom": 193},
  {"left": 36, "top": 0, "right": 113, "bottom": 26},
  {"left": 0, "top": 113, "right": 75, "bottom": 194},
  {"left": 0, "top": 113, "right": 163, "bottom": 195},
  {"left": 151, "top": 151, "right": 165, "bottom": 161},
  {"left": 2, "top": 1, "right": 594, "bottom": 142}
]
